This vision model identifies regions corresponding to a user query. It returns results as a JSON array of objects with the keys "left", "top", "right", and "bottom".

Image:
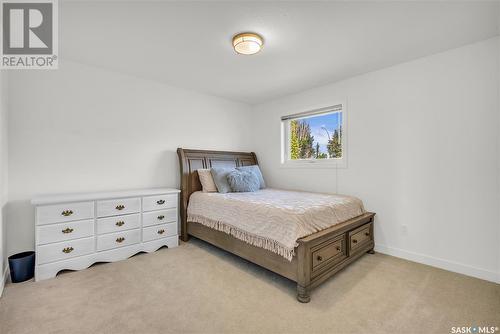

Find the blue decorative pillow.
[
  {"left": 236, "top": 165, "right": 266, "bottom": 189},
  {"left": 210, "top": 167, "right": 235, "bottom": 193},
  {"left": 227, "top": 170, "right": 260, "bottom": 192}
]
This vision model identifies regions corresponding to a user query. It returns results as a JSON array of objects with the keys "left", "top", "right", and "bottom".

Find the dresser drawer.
[
  {"left": 97, "top": 213, "right": 140, "bottom": 235},
  {"left": 143, "top": 194, "right": 177, "bottom": 212},
  {"left": 349, "top": 222, "right": 373, "bottom": 252},
  {"left": 37, "top": 219, "right": 94, "bottom": 245},
  {"left": 143, "top": 222, "right": 177, "bottom": 242},
  {"left": 97, "top": 229, "right": 141, "bottom": 251},
  {"left": 36, "top": 201, "right": 94, "bottom": 225},
  {"left": 143, "top": 208, "right": 177, "bottom": 227},
  {"left": 312, "top": 235, "right": 347, "bottom": 270},
  {"left": 96, "top": 197, "right": 140, "bottom": 217},
  {"left": 37, "top": 237, "right": 95, "bottom": 265}
]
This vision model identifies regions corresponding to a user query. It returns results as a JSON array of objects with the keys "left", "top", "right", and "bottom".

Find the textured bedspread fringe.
[{"left": 188, "top": 214, "right": 295, "bottom": 261}]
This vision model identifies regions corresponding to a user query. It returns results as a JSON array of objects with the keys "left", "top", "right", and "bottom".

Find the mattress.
[{"left": 187, "top": 188, "right": 365, "bottom": 261}]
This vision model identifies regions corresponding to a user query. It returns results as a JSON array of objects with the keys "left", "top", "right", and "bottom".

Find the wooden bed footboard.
[
  {"left": 188, "top": 212, "right": 375, "bottom": 303},
  {"left": 177, "top": 148, "right": 376, "bottom": 302},
  {"left": 295, "top": 212, "right": 375, "bottom": 302}
]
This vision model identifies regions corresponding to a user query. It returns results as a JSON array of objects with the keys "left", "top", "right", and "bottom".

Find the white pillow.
[{"left": 197, "top": 169, "right": 217, "bottom": 192}]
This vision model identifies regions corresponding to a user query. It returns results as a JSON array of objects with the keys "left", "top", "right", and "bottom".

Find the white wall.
[
  {"left": 6, "top": 60, "right": 252, "bottom": 256},
  {"left": 252, "top": 38, "right": 500, "bottom": 283},
  {"left": 0, "top": 71, "right": 8, "bottom": 294}
]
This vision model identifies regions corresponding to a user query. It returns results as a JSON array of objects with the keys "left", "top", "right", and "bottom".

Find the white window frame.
[{"left": 280, "top": 103, "right": 347, "bottom": 168}]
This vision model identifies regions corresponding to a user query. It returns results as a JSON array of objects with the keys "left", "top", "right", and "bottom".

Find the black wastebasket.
[{"left": 8, "top": 251, "right": 35, "bottom": 283}]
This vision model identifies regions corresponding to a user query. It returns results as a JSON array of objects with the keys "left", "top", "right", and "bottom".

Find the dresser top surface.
[{"left": 32, "top": 188, "right": 180, "bottom": 205}]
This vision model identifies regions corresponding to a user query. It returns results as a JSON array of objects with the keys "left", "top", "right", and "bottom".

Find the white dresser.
[{"left": 32, "top": 188, "right": 180, "bottom": 281}]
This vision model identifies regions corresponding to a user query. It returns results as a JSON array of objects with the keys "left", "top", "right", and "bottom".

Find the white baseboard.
[
  {"left": 375, "top": 244, "right": 500, "bottom": 284},
  {"left": 0, "top": 266, "right": 9, "bottom": 298}
]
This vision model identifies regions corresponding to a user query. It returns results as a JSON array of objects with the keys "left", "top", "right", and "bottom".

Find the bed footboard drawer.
[
  {"left": 349, "top": 222, "right": 373, "bottom": 252},
  {"left": 311, "top": 235, "right": 347, "bottom": 271}
]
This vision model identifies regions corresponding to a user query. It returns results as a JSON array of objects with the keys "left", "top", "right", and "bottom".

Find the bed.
[{"left": 177, "top": 148, "right": 375, "bottom": 303}]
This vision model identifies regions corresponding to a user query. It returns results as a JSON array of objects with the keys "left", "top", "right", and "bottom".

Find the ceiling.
[{"left": 60, "top": 1, "right": 500, "bottom": 104}]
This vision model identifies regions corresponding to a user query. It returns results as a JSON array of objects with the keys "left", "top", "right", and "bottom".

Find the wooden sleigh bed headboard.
[{"left": 176, "top": 148, "right": 258, "bottom": 241}]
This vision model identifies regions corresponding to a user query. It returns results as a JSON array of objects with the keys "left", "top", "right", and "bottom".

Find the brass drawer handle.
[
  {"left": 62, "top": 228, "right": 74, "bottom": 234},
  {"left": 157, "top": 215, "right": 165, "bottom": 220},
  {"left": 115, "top": 221, "right": 125, "bottom": 227},
  {"left": 157, "top": 200, "right": 165, "bottom": 205},
  {"left": 62, "top": 247, "right": 74, "bottom": 253},
  {"left": 115, "top": 205, "right": 125, "bottom": 211},
  {"left": 352, "top": 239, "right": 358, "bottom": 244},
  {"left": 61, "top": 210, "right": 73, "bottom": 217},
  {"left": 316, "top": 255, "right": 323, "bottom": 261},
  {"left": 365, "top": 232, "right": 370, "bottom": 236},
  {"left": 116, "top": 237, "right": 125, "bottom": 243},
  {"left": 157, "top": 229, "right": 165, "bottom": 235},
  {"left": 336, "top": 246, "right": 341, "bottom": 251}
]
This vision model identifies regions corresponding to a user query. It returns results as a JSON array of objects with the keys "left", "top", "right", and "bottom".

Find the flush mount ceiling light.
[{"left": 232, "top": 32, "right": 264, "bottom": 55}]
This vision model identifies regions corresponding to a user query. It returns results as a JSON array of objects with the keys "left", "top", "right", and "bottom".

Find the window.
[{"left": 281, "top": 104, "right": 346, "bottom": 167}]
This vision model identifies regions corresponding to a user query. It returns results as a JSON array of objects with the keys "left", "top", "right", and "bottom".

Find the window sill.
[{"left": 280, "top": 159, "right": 347, "bottom": 169}]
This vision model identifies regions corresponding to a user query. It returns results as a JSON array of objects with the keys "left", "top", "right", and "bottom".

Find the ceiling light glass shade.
[{"left": 232, "top": 33, "right": 263, "bottom": 55}]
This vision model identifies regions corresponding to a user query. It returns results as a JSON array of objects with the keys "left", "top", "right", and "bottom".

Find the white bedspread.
[{"left": 187, "top": 188, "right": 365, "bottom": 261}]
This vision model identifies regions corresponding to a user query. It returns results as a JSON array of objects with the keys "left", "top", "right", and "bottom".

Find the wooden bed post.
[
  {"left": 177, "top": 148, "right": 190, "bottom": 242},
  {"left": 296, "top": 241, "right": 311, "bottom": 303}
]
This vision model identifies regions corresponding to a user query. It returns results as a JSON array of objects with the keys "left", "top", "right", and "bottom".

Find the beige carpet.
[{"left": 1, "top": 239, "right": 499, "bottom": 334}]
